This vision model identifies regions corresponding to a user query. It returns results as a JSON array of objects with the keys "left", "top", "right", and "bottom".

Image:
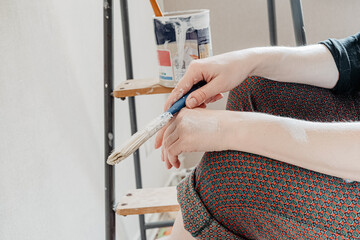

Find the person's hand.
[
  {"left": 157, "top": 108, "right": 232, "bottom": 169},
  {"left": 163, "top": 50, "right": 255, "bottom": 111}
]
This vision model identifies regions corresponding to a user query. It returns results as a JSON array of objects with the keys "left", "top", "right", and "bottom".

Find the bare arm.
[
  {"left": 224, "top": 111, "right": 360, "bottom": 181},
  {"left": 157, "top": 108, "right": 360, "bottom": 181},
  {"left": 250, "top": 44, "right": 339, "bottom": 89},
  {"left": 162, "top": 44, "right": 339, "bottom": 110}
]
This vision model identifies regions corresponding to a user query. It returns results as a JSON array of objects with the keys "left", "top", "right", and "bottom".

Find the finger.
[
  {"left": 174, "top": 159, "right": 181, "bottom": 168},
  {"left": 198, "top": 103, "right": 207, "bottom": 108},
  {"left": 161, "top": 147, "right": 165, "bottom": 162},
  {"left": 167, "top": 150, "right": 179, "bottom": 168},
  {"left": 162, "top": 120, "right": 177, "bottom": 142},
  {"left": 165, "top": 150, "right": 172, "bottom": 169},
  {"left": 205, "top": 93, "right": 223, "bottom": 104},
  {"left": 163, "top": 146, "right": 169, "bottom": 168},
  {"left": 161, "top": 121, "right": 177, "bottom": 168},
  {"left": 155, "top": 127, "right": 166, "bottom": 149},
  {"left": 211, "top": 93, "right": 224, "bottom": 103},
  {"left": 162, "top": 143, "right": 172, "bottom": 169},
  {"left": 165, "top": 160, "right": 172, "bottom": 169},
  {"left": 167, "top": 139, "right": 182, "bottom": 168},
  {"left": 169, "top": 155, "right": 180, "bottom": 169},
  {"left": 154, "top": 117, "right": 175, "bottom": 149},
  {"left": 170, "top": 155, "right": 181, "bottom": 169},
  {"left": 204, "top": 95, "right": 217, "bottom": 104},
  {"left": 163, "top": 128, "right": 179, "bottom": 149},
  {"left": 164, "top": 61, "right": 204, "bottom": 111},
  {"left": 185, "top": 80, "right": 221, "bottom": 109}
]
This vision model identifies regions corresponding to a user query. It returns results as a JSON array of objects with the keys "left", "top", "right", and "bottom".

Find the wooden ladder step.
[
  {"left": 113, "top": 78, "right": 174, "bottom": 98},
  {"left": 116, "top": 186, "right": 180, "bottom": 216}
]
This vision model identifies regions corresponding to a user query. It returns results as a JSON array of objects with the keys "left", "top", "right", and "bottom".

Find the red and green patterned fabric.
[{"left": 177, "top": 76, "right": 360, "bottom": 239}]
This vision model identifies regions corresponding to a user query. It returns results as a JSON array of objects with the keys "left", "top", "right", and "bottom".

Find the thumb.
[{"left": 186, "top": 81, "right": 219, "bottom": 108}]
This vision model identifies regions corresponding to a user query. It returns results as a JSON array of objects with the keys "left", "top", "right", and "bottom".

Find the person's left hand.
[{"left": 155, "top": 108, "right": 230, "bottom": 169}]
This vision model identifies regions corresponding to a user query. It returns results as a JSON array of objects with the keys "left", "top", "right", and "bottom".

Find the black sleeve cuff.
[
  {"left": 320, "top": 40, "right": 351, "bottom": 94},
  {"left": 319, "top": 32, "right": 360, "bottom": 94}
]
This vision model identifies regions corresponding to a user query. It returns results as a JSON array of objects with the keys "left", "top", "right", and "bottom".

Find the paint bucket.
[{"left": 153, "top": 9, "right": 213, "bottom": 88}]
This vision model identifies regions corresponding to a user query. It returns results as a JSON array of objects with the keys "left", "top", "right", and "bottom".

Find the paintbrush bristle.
[{"left": 107, "top": 112, "right": 173, "bottom": 165}]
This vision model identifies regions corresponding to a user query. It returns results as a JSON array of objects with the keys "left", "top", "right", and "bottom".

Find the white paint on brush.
[{"left": 107, "top": 112, "right": 173, "bottom": 165}]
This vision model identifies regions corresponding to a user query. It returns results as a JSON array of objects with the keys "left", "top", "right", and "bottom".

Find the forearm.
[
  {"left": 242, "top": 45, "right": 339, "bottom": 89},
  {"left": 224, "top": 111, "right": 360, "bottom": 181}
]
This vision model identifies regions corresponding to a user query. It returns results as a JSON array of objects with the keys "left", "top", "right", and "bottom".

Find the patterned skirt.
[{"left": 177, "top": 76, "right": 360, "bottom": 239}]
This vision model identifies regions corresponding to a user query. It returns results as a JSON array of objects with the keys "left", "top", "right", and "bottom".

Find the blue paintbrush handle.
[{"left": 166, "top": 81, "right": 207, "bottom": 115}]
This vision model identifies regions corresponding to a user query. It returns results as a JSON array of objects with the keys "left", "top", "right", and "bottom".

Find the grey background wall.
[
  {"left": 0, "top": 0, "right": 359, "bottom": 240},
  {"left": 164, "top": 0, "right": 360, "bottom": 54}
]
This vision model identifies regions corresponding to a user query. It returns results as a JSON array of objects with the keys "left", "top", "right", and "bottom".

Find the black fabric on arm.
[{"left": 320, "top": 32, "right": 360, "bottom": 94}]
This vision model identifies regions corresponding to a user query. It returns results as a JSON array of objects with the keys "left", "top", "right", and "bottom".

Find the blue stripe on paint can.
[{"left": 160, "top": 76, "right": 173, "bottom": 80}]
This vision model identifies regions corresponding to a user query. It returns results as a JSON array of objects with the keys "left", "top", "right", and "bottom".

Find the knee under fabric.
[{"left": 177, "top": 76, "right": 360, "bottom": 239}]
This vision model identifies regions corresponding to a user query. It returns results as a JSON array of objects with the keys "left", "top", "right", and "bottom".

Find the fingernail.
[{"left": 187, "top": 98, "right": 197, "bottom": 108}]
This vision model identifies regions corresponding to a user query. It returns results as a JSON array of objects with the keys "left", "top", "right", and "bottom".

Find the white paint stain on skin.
[
  {"left": 282, "top": 120, "right": 308, "bottom": 143},
  {"left": 182, "top": 115, "right": 219, "bottom": 133},
  {"left": 178, "top": 88, "right": 184, "bottom": 98},
  {"left": 171, "top": 88, "right": 185, "bottom": 105}
]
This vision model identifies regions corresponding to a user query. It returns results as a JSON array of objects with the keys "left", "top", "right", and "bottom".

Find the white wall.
[{"left": 0, "top": 0, "right": 171, "bottom": 239}]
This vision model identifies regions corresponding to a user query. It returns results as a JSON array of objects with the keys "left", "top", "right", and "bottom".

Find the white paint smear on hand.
[{"left": 182, "top": 115, "right": 219, "bottom": 133}]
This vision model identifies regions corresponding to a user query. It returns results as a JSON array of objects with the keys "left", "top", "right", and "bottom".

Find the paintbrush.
[
  {"left": 107, "top": 81, "right": 206, "bottom": 165},
  {"left": 149, "top": 0, "right": 163, "bottom": 17}
]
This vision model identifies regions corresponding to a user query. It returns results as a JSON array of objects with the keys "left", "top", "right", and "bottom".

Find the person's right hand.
[{"left": 163, "top": 50, "right": 256, "bottom": 111}]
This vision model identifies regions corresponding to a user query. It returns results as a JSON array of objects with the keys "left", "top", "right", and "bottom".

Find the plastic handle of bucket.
[{"left": 166, "top": 81, "right": 206, "bottom": 115}]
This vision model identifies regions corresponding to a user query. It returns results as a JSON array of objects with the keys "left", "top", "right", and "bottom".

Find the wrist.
[
  {"left": 234, "top": 49, "right": 259, "bottom": 78},
  {"left": 218, "top": 111, "right": 250, "bottom": 151},
  {"left": 246, "top": 47, "right": 272, "bottom": 77},
  {"left": 221, "top": 49, "right": 260, "bottom": 84}
]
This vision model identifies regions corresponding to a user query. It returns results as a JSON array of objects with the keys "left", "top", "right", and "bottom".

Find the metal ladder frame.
[{"left": 103, "top": 0, "right": 307, "bottom": 239}]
